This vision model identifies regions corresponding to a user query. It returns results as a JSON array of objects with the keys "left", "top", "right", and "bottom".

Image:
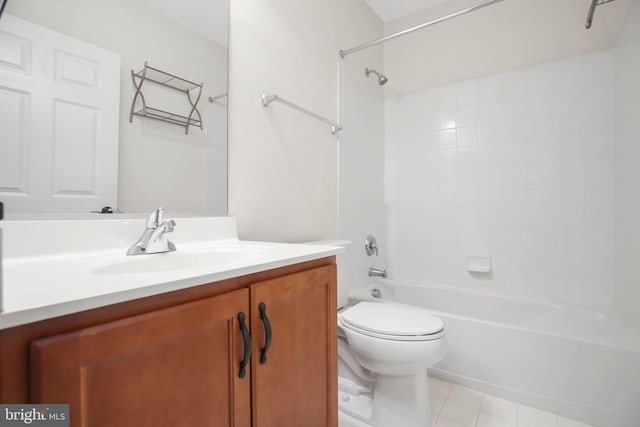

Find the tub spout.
[{"left": 368, "top": 267, "right": 387, "bottom": 278}]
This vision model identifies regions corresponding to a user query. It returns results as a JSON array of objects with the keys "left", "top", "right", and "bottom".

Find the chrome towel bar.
[{"left": 261, "top": 93, "right": 343, "bottom": 135}]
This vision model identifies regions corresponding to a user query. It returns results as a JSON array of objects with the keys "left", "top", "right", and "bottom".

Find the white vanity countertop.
[{"left": 0, "top": 217, "right": 344, "bottom": 330}]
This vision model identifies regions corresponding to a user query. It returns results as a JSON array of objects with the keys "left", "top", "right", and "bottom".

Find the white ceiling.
[
  {"left": 138, "top": 0, "right": 229, "bottom": 47},
  {"left": 365, "top": 0, "right": 449, "bottom": 22}
]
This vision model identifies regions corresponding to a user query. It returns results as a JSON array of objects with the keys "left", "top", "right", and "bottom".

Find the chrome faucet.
[
  {"left": 127, "top": 207, "right": 176, "bottom": 255},
  {"left": 368, "top": 267, "right": 387, "bottom": 278}
]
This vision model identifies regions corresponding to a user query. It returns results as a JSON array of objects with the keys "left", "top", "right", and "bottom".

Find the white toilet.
[{"left": 338, "top": 301, "right": 447, "bottom": 427}]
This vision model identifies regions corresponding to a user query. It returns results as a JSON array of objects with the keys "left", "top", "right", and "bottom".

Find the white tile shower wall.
[{"left": 385, "top": 51, "right": 614, "bottom": 309}]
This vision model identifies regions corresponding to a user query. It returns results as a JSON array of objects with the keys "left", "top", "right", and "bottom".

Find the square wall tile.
[
  {"left": 527, "top": 160, "right": 556, "bottom": 184},
  {"left": 438, "top": 110, "right": 458, "bottom": 130},
  {"left": 457, "top": 80, "right": 478, "bottom": 106},
  {"left": 478, "top": 76, "right": 502, "bottom": 102},
  {"left": 556, "top": 88, "right": 586, "bottom": 113},
  {"left": 502, "top": 97, "right": 528, "bottom": 120},
  {"left": 556, "top": 111, "right": 586, "bottom": 137},
  {"left": 479, "top": 101, "right": 503, "bottom": 124},
  {"left": 478, "top": 186, "right": 501, "bottom": 207},
  {"left": 584, "top": 50, "right": 613, "bottom": 84},
  {"left": 502, "top": 69, "right": 528, "bottom": 97},
  {"left": 439, "top": 189, "right": 457, "bottom": 207},
  {"left": 438, "top": 149, "right": 457, "bottom": 169},
  {"left": 527, "top": 92, "right": 555, "bottom": 117},
  {"left": 555, "top": 58, "right": 585, "bottom": 90},
  {"left": 527, "top": 63, "right": 556, "bottom": 94},
  {"left": 438, "top": 87, "right": 458, "bottom": 111},
  {"left": 479, "top": 123, "right": 502, "bottom": 145},
  {"left": 457, "top": 105, "right": 478, "bottom": 127},
  {"left": 502, "top": 119, "right": 528, "bottom": 144},
  {"left": 527, "top": 115, "right": 555, "bottom": 140},
  {"left": 457, "top": 126, "right": 478, "bottom": 148},
  {"left": 438, "top": 129, "right": 457, "bottom": 149}
]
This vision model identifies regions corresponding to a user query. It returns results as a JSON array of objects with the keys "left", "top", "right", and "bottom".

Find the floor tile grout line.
[
  {"left": 432, "top": 378, "right": 453, "bottom": 418},
  {"left": 473, "top": 393, "right": 485, "bottom": 427}
]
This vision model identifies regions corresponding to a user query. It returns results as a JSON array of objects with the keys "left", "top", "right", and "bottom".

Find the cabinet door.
[
  {"left": 250, "top": 265, "right": 337, "bottom": 427},
  {"left": 31, "top": 289, "right": 252, "bottom": 427}
]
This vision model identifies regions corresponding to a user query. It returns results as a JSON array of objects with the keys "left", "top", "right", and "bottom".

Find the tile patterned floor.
[{"left": 339, "top": 376, "right": 595, "bottom": 427}]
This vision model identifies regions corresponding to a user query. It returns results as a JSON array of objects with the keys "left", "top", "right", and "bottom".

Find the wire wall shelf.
[
  {"left": 131, "top": 106, "right": 202, "bottom": 128},
  {"left": 586, "top": 0, "right": 616, "bottom": 29},
  {"left": 129, "top": 62, "right": 203, "bottom": 134}
]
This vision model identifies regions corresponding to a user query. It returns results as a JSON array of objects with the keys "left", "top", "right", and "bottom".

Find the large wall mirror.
[{"left": 0, "top": 0, "right": 228, "bottom": 217}]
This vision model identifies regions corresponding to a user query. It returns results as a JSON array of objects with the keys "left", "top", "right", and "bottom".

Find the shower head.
[{"left": 365, "top": 68, "right": 388, "bottom": 86}]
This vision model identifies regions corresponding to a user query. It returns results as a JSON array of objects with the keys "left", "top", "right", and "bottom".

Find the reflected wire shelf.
[
  {"left": 131, "top": 106, "right": 202, "bottom": 128},
  {"left": 129, "top": 62, "right": 203, "bottom": 134}
]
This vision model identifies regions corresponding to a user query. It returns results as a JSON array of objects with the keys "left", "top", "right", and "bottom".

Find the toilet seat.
[{"left": 340, "top": 302, "right": 444, "bottom": 342}]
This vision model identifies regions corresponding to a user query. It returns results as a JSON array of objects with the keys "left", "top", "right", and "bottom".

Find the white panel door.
[{"left": 0, "top": 14, "right": 120, "bottom": 214}]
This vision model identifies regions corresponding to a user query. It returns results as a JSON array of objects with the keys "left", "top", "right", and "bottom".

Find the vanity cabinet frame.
[{"left": 0, "top": 257, "right": 337, "bottom": 427}]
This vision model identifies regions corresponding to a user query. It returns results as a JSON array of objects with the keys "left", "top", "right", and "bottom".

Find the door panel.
[
  {"left": 250, "top": 265, "right": 337, "bottom": 427},
  {"left": 31, "top": 289, "right": 251, "bottom": 427},
  {"left": 0, "top": 14, "right": 120, "bottom": 214}
]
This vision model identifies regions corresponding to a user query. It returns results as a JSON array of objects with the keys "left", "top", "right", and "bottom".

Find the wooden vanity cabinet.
[
  {"left": 250, "top": 265, "right": 337, "bottom": 427},
  {"left": 0, "top": 258, "right": 337, "bottom": 427},
  {"left": 31, "top": 289, "right": 252, "bottom": 427}
]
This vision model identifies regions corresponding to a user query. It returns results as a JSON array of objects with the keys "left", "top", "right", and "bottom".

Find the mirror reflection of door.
[
  {"left": 0, "top": 0, "right": 228, "bottom": 216},
  {"left": 0, "top": 15, "right": 120, "bottom": 213}
]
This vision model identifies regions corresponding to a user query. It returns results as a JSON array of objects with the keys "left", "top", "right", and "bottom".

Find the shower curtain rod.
[{"left": 340, "top": 0, "right": 504, "bottom": 58}]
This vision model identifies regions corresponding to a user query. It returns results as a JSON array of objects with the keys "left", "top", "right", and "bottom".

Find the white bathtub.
[{"left": 347, "top": 281, "right": 640, "bottom": 427}]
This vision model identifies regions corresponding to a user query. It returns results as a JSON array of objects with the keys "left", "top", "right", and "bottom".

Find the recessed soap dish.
[{"left": 466, "top": 256, "right": 492, "bottom": 273}]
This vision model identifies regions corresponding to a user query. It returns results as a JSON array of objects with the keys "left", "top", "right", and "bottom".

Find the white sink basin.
[
  {"left": 92, "top": 245, "right": 273, "bottom": 275},
  {"left": 1, "top": 216, "right": 345, "bottom": 331}
]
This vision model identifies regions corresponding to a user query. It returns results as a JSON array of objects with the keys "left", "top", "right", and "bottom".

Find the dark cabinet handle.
[
  {"left": 238, "top": 312, "right": 251, "bottom": 379},
  {"left": 259, "top": 303, "right": 272, "bottom": 365}
]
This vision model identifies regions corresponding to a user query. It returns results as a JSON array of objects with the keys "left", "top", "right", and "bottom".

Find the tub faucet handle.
[{"left": 365, "top": 235, "right": 378, "bottom": 256}]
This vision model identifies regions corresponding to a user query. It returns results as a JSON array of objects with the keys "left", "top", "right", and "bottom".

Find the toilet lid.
[{"left": 340, "top": 302, "right": 443, "bottom": 337}]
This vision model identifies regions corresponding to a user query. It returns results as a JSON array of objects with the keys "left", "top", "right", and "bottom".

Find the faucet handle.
[
  {"left": 156, "top": 207, "right": 164, "bottom": 225},
  {"left": 164, "top": 219, "right": 176, "bottom": 233},
  {"left": 145, "top": 207, "right": 165, "bottom": 229},
  {"left": 365, "top": 235, "right": 378, "bottom": 256}
]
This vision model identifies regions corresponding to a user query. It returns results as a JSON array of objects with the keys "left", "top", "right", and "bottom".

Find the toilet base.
[
  {"left": 339, "top": 409, "right": 373, "bottom": 427},
  {"left": 338, "top": 389, "right": 373, "bottom": 424},
  {"left": 337, "top": 375, "right": 374, "bottom": 425},
  {"left": 372, "top": 373, "right": 432, "bottom": 427}
]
